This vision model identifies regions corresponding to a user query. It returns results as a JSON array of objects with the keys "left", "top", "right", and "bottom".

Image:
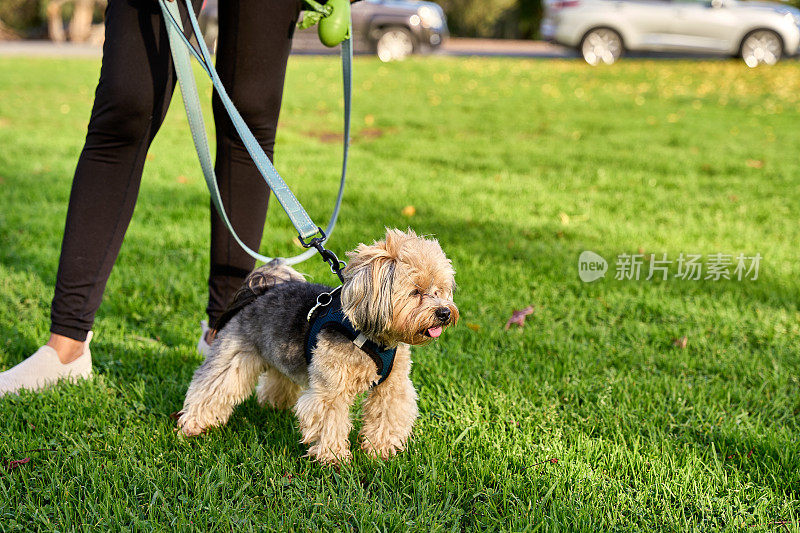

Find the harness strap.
[
  {"left": 305, "top": 288, "right": 396, "bottom": 385},
  {"left": 158, "top": 0, "right": 352, "bottom": 265}
]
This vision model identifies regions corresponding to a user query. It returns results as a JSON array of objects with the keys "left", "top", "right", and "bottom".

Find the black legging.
[{"left": 50, "top": 0, "right": 302, "bottom": 342}]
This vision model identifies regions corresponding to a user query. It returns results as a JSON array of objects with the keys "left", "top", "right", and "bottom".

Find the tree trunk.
[
  {"left": 69, "top": 0, "right": 95, "bottom": 43},
  {"left": 46, "top": 0, "right": 69, "bottom": 42},
  {"left": 0, "top": 17, "right": 21, "bottom": 40}
]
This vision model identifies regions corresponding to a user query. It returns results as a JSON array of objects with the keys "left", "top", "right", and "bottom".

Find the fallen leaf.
[
  {"left": 728, "top": 195, "right": 739, "bottom": 202},
  {"left": 746, "top": 159, "right": 764, "bottom": 169},
  {"left": 673, "top": 336, "right": 688, "bottom": 349},
  {"left": 505, "top": 306, "right": 534, "bottom": 330},
  {"left": 176, "top": 175, "right": 189, "bottom": 184},
  {"left": 466, "top": 322, "right": 480, "bottom": 332},
  {"left": 146, "top": 153, "right": 155, "bottom": 161},
  {"left": 401, "top": 205, "right": 416, "bottom": 217},
  {"left": 6, "top": 458, "right": 31, "bottom": 471},
  {"left": 364, "top": 114, "right": 375, "bottom": 126},
  {"left": 558, "top": 212, "right": 570, "bottom": 225}
]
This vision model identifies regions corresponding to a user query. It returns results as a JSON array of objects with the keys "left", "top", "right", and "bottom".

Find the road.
[
  {"left": 0, "top": 37, "right": 574, "bottom": 58},
  {"left": 0, "top": 38, "right": 761, "bottom": 61},
  {"left": 440, "top": 38, "right": 572, "bottom": 58}
]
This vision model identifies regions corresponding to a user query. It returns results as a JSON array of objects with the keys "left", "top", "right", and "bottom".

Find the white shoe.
[
  {"left": 0, "top": 331, "right": 93, "bottom": 397},
  {"left": 197, "top": 320, "right": 212, "bottom": 358}
]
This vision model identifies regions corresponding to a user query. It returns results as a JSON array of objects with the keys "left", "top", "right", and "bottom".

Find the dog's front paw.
[
  {"left": 359, "top": 435, "right": 406, "bottom": 460},
  {"left": 306, "top": 442, "right": 352, "bottom": 465},
  {"left": 176, "top": 412, "right": 206, "bottom": 437}
]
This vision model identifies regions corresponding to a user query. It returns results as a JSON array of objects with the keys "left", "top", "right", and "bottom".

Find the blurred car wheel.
[
  {"left": 741, "top": 30, "right": 782, "bottom": 67},
  {"left": 580, "top": 28, "right": 623, "bottom": 65},
  {"left": 376, "top": 27, "right": 415, "bottom": 62}
]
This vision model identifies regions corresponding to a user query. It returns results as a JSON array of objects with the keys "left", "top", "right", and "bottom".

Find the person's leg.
[
  {"left": 206, "top": 0, "right": 303, "bottom": 328},
  {"left": 49, "top": 0, "right": 203, "bottom": 363},
  {"left": 0, "top": 0, "right": 200, "bottom": 395}
]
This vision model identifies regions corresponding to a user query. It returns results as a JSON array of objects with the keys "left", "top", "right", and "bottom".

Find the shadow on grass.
[{"left": 81, "top": 336, "right": 305, "bottom": 454}]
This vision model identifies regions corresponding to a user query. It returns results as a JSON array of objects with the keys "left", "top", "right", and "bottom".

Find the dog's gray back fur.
[{"left": 216, "top": 278, "right": 334, "bottom": 384}]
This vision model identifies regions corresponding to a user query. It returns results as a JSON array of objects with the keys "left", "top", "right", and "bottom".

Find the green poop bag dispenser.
[{"left": 300, "top": 0, "right": 352, "bottom": 47}]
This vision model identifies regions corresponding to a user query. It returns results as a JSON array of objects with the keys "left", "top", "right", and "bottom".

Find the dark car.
[{"left": 199, "top": 0, "right": 448, "bottom": 61}]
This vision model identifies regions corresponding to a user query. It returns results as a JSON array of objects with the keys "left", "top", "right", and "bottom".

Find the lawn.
[{"left": 1, "top": 53, "right": 799, "bottom": 531}]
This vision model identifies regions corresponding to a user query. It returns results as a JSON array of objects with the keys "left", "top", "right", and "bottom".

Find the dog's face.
[{"left": 341, "top": 228, "right": 459, "bottom": 346}]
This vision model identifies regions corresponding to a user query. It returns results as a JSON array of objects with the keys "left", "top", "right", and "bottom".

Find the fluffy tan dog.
[{"left": 177, "top": 229, "right": 458, "bottom": 464}]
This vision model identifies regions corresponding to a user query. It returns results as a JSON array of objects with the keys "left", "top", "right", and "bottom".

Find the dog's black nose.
[{"left": 435, "top": 307, "right": 451, "bottom": 323}]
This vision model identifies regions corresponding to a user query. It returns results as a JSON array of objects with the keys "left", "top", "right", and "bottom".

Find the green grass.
[{"left": 1, "top": 54, "right": 799, "bottom": 531}]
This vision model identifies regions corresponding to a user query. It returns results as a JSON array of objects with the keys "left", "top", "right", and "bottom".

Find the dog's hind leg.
[
  {"left": 178, "top": 339, "right": 265, "bottom": 436},
  {"left": 359, "top": 344, "right": 418, "bottom": 459},
  {"left": 256, "top": 366, "right": 302, "bottom": 410}
]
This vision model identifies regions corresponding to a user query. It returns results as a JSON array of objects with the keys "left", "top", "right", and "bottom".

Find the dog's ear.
[{"left": 341, "top": 248, "right": 396, "bottom": 338}]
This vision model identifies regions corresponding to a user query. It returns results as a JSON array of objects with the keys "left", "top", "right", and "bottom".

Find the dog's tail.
[{"left": 212, "top": 260, "right": 305, "bottom": 333}]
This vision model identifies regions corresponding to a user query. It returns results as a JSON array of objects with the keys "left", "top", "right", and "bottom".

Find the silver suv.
[{"left": 541, "top": 0, "right": 800, "bottom": 66}]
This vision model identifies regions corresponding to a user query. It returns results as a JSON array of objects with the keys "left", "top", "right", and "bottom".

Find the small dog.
[{"left": 177, "top": 228, "right": 458, "bottom": 464}]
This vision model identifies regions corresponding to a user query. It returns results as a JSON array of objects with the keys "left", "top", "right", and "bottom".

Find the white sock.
[
  {"left": 197, "top": 320, "right": 212, "bottom": 358},
  {"left": 0, "top": 332, "right": 93, "bottom": 396}
]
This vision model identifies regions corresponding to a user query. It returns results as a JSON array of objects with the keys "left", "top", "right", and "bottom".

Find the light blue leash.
[{"left": 158, "top": 0, "right": 352, "bottom": 266}]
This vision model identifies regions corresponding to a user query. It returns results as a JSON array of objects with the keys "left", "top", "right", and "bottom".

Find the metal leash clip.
[{"left": 298, "top": 227, "right": 347, "bottom": 282}]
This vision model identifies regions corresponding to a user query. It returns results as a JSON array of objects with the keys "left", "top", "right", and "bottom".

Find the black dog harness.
[{"left": 305, "top": 287, "right": 396, "bottom": 385}]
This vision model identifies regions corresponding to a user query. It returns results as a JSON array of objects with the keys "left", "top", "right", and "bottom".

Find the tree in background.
[
  {"left": 0, "top": 0, "right": 558, "bottom": 42},
  {"left": 47, "top": 0, "right": 105, "bottom": 43},
  {"left": 517, "top": 0, "right": 545, "bottom": 39},
  {"left": 0, "top": 0, "right": 46, "bottom": 38},
  {"left": 0, "top": 0, "right": 105, "bottom": 42},
  {"left": 438, "top": 0, "right": 518, "bottom": 37}
]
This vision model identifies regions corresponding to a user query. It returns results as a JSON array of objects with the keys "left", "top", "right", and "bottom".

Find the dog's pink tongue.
[{"left": 427, "top": 326, "right": 443, "bottom": 338}]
